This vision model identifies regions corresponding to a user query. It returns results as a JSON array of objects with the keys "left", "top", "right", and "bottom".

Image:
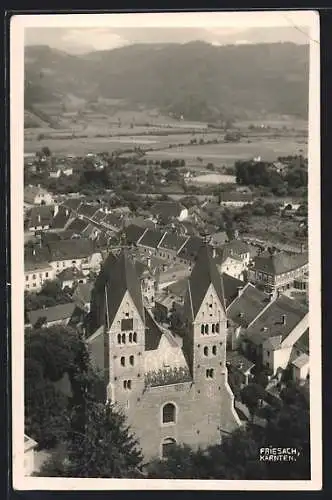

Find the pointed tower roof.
[
  {"left": 185, "top": 244, "right": 226, "bottom": 320},
  {"left": 94, "top": 249, "right": 144, "bottom": 327}
]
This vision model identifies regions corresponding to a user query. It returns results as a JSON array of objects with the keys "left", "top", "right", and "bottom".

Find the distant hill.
[{"left": 24, "top": 41, "right": 309, "bottom": 122}]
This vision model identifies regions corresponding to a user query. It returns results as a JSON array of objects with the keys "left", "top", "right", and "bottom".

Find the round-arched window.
[
  {"left": 161, "top": 437, "right": 177, "bottom": 458},
  {"left": 162, "top": 403, "right": 176, "bottom": 424}
]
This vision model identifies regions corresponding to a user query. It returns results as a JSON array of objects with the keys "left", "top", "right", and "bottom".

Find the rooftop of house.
[
  {"left": 47, "top": 238, "right": 95, "bottom": 261},
  {"left": 24, "top": 185, "right": 51, "bottom": 200},
  {"left": 125, "top": 224, "right": 148, "bottom": 245},
  {"left": 125, "top": 216, "right": 155, "bottom": 230},
  {"left": 253, "top": 251, "right": 308, "bottom": 276},
  {"left": 223, "top": 239, "right": 251, "bottom": 256},
  {"left": 91, "top": 210, "right": 107, "bottom": 223},
  {"left": 245, "top": 295, "right": 308, "bottom": 346},
  {"left": 145, "top": 308, "right": 164, "bottom": 351},
  {"left": 222, "top": 273, "right": 246, "bottom": 307},
  {"left": 25, "top": 261, "right": 53, "bottom": 272},
  {"left": 57, "top": 267, "right": 86, "bottom": 282},
  {"left": 227, "top": 283, "right": 271, "bottom": 328},
  {"left": 62, "top": 198, "right": 83, "bottom": 211},
  {"left": 292, "top": 352, "right": 309, "bottom": 369},
  {"left": 27, "top": 302, "right": 77, "bottom": 326},
  {"left": 27, "top": 205, "right": 54, "bottom": 227},
  {"left": 77, "top": 203, "right": 99, "bottom": 219},
  {"left": 66, "top": 217, "right": 90, "bottom": 234},
  {"left": 185, "top": 244, "right": 226, "bottom": 320},
  {"left": 24, "top": 434, "right": 38, "bottom": 452},
  {"left": 102, "top": 213, "right": 123, "bottom": 229},
  {"left": 50, "top": 207, "right": 72, "bottom": 230},
  {"left": 138, "top": 229, "right": 165, "bottom": 249},
  {"left": 158, "top": 232, "right": 189, "bottom": 252},
  {"left": 226, "top": 350, "right": 255, "bottom": 375},
  {"left": 177, "top": 236, "right": 203, "bottom": 261},
  {"left": 151, "top": 201, "right": 186, "bottom": 219},
  {"left": 72, "top": 282, "right": 94, "bottom": 305},
  {"left": 210, "top": 231, "right": 228, "bottom": 246}
]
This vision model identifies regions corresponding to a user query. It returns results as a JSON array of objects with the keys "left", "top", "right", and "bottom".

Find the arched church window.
[
  {"left": 162, "top": 403, "right": 176, "bottom": 424},
  {"left": 216, "top": 323, "right": 220, "bottom": 333},
  {"left": 117, "top": 334, "right": 121, "bottom": 344},
  {"left": 129, "top": 332, "right": 133, "bottom": 343},
  {"left": 203, "top": 346, "right": 208, "bottom": 357},
  {"left": 201, "top": 325, "right": 204, "bottom": 334},
  {"left": 212, "top": 346, "right": 217, "bottom": 356},
  {"left": 122, "top": 333, "right": 126, "bottom": 344},
  {"left": 205, "top": 324, "right": 209, "bottom": 334},
  {"left": 133, "top": 332, "right": 137, "bottom": 343},
  {"left": 120, "top": 356, "right": 125, "bottom": 366},
  {"left": 212, "top": 324, "right": 215, "bottom": 333}
]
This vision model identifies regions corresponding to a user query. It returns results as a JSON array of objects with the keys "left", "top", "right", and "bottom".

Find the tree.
[
  {"left": 42, "top": 146, "right": 52, "bottom": 157},
  {"left": 240, "top": 383, "right": 266, "bottom": 419},
  {"left": 206, "top": 162, "right": 215, "bottom": 171}
]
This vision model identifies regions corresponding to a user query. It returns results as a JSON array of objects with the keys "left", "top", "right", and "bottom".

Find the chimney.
[
  {"left": 147, "top": 257, "right": 151, "bottom": 268},
  {"left": 53, "top": 204, "right": 59, "bottom": 217},
  {"left": 38, "top": 214, "right": 41, "bottom": 223},
  {"left": 281, "top": 314, "right": 287, "bottom": 326},
  {"left": 237, "top": 286, "right": 243, "bottom": 297},
  {"left": 212, "top": 247, "right": 216, "bottom": 258},
  {"left": 32, "top": 248, "right": 36, "bottom": 256}
]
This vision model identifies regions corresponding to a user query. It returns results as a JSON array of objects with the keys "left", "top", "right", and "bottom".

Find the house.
[
  {"left": 226, "top": 351, "right": 255, "bottom": 388},
  {"left": 26, "top": 205, "right": 55, "bottom": 232},
  {"left": 27, "top": 302, "right": 80, "bottom": 328},
  {"left": 177, "top": 236, "right": 203, "bottom": 264},
  {"left": 137, "top": 229, "right": 165, "bottom": 253},
  {"left": 66, "top": 217, "right": 90, "bottom": 237},
  {"left": 86, "top": 245, "right": 240, "bottom": 462},
  {"left": 218, "top": 192, "right": 253, "bottom": 208},
  {"left": 125, "top": 224, "right": 148, "bottom": 246},
  {"left": 290, "top": 328, "right": 310, "bottom": 383},
  {"left": 46, "top": 238, "right": 103, "bottom": 276},
  {"left": 57, "top": 267, "right": 88, "bottom": 290},
  {"left": 156, "top": 233, "right": 189, "bottom": 261},
  {"left": 151, "top": 201, "right": 188, "bottom": 222},
  {"left": 215, "top": 251, "right": 247, "bottom": 281},
  {"left": 24, "top": 435, "right": 38, "bottom": 476},
  {"left": 24, "top": 185, "right": 54, "bottom": 206},
  {"left": 50, "top": 206, "right": 72, "bottom": 232},
  {"left": 49, "top": 164, "right": 73, "bottom": 178},
  {"left": 156, "top": 262, "right": 192, "bottom": 290},
  {"left": 77, "top": 203, "right": 99, "bottom": 220},
  {"left": 248, "top": 250, "right": 309, "bottom": 293},
  {"left": 25, "top": 261, "right": 55, "bottom": 291},
  {"left": 209, "top": 231, "right": 228, "bottom": 247},
  {"left": 242, "top": 295, "right": 308, "bottom": 375},
  {"left": 61, "top": 197, "right": 83, "bottom": 213}
]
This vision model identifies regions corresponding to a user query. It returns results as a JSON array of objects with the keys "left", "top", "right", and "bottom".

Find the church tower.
[
  {"left": 183, "top": 245, "right": 228, "bottom": 398},
  {"left": 90, "top": 250, "right": 146, "bottom": 411}
]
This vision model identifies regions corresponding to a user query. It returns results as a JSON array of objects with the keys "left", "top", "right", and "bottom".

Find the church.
[{"left": 87, "top": 244, "right": 241, "bottom": 461}]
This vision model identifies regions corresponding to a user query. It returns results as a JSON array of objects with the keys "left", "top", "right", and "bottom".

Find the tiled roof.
[
  {"left": 47, "top": 238, "right": 95, "bottom": 261},
  {"left": 66, "top": 218, "right": 89, "bottom": 233},
  {"left": 28, "top": 302, "right": 76, "bottom": 326},
  {"left": 27, "top": 205, "right": 54, "bottom": 227},
  {"left": 227, "top": 283, "right": 270, "bottom": 327},
  {"left": 102, "top": 213, "right": 123, "bottom": 229},
  {"left": 253, "top": 251, "right": 308, "bottom": 276},
  {"left": 223, "top": 240, "right": 251, "bottom": 256},
  {"left": 245, "top": 295, "right": 308, "bottom": 345},
  {"left": 125, "top": 224, "right": 147, "bottom": 245},
  {"left": 222, "top": 273, "right": 246, "bottom": 307},
  {"left": 177, "top": 236, "right": 203, "bottom": 261},
  {"left": 145, "top": 308, "right": 163, "bottom": 351},
  {"left": 50, "top": 207, "right": 72, "bottom": 230},
  {"left": 151, "top": 201, "right": 185, "bottom": 219},
  {"left": 185, "top": 244, "right": 226, "bottom": 320},
  {"left": 62, "top": 198, "right": 82, "bottom": 211},
  {"left": 25, "top": 261, "right": 53, "bottom": 272},
  {"left": 72, "top": 282, "right": 94, "bottom": 305},
  {"left": 77, "top": 203, "right": 99, "bottom": 219},
  {"left": 158, "top": 232, "right": 188, "bottom": 252},
  {"left": 91, "top": 210, "right": 107, "bottom": 223},
  {"left": 210, "top": 231, "right": 228, "bottom": 246},
  {"left": 226, "top": 350, "right": 255, "bottom": 374},
  {"left": 138, "top": 229, "right": 165, "bottom": 249},
  {"left": 57, "top": 267, "right": 86, "bottom": 281}
]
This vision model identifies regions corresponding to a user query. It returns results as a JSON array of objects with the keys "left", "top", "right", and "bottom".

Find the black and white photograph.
[{"left": 11, "top": 10, "right": 321, "bottom": 490}]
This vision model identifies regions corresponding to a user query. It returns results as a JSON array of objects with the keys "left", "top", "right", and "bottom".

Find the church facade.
[{"left": 87, "top": 245, "right": 241, "bottom": 461}]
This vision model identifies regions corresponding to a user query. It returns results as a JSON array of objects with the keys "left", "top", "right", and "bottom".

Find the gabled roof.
[
  {"left": 66, "top": 217, "right": 89, "bottom": 233},
  {"left": 51, "top": 207, "right": 71, "bottom": 230},
  {"left": 158, "top": 232, "right": 189, "bottom": 252},
  {"left": 226, "top": 350, "right": 255, "bottom": 374},
  {"left": 27, "top": 205, "right": 54, "bottom": 227},
  {"left": 77, "top": 203, "right": 99, "bottom": 219},
  {"left": 72, "top": 282, "right": 94, "bottom": 305},
  {"left": 222, "top": 273, "right": 246, "bottom": 307},
  {"left": 62, "top": 198, "right": 82, "bottom": 211},
  {"left": 245, "top": 295, "right": 308, "bottom": 346},
  {"left": 57, "top": 267, "right": 86, "bottom": 282},
  {"left": 102, "top": 213, "right": 123, "bottom": 229},
  {"left": 91, "top": 210, "right": 107, "bottom": 223},
  {"left": 28, "top": 302, "right": 76, "bottom": 326},
  {"left": 253, "top": 251, "right": 308, "bottom": 275},
  {"left": 227, "top": 283, "right": 270, "bottom": 327},
  {"left": 177, "top": 236, "right": 203, "bottom": 261},
  {"left": 151, "top": 201, "right": 185, "bottom": 219},
  {"left": 185, "top": 244, "right": 226, "bottom": 319},
  {"left": 125, "top": 224, "right": 147, "bottom": 245},
  {"left": 294, "top": 328, "right": 309, "bottom": 354},
  {"left": 138, "top": 229, "right": 165, "bottom": 249},
  {"left": 94, "top": 250, "right": 144, "bottom": 327},
  {"left": 47, "top": 238, "right": 95, "bottom": 261}
]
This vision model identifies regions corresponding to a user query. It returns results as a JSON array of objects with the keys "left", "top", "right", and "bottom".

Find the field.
[{"left": 144, "top": 139, "right": 307, "bottom": 167}]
